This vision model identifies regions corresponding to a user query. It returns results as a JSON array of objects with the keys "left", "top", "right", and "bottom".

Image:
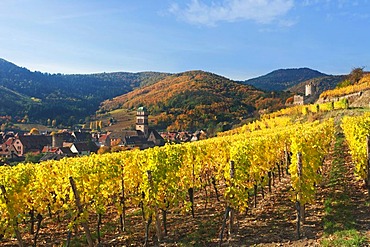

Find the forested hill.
[
  {"left": 0, "top": 58, "right": 169, "bottom": 125},
  {"left": 244, "top": 68, "right": 328, "bottom": 91},
  {"left": 1, "top": 58, "right": 296, "bottom": 130},
  {"left": 287, "top": 75, "right": 346, "bottom": 96},
  {"left": 100, "top": 70, "right": 289, "bottom": 132}
]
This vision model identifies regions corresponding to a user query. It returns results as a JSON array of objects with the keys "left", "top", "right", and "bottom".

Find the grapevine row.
[
  {"left": 264, "top": 98, "right": 349, "bottom": 119},
  {"left": 320, "top": 74, "right": 370, "bottom": 99},
  {"left": 341, "top": 113, "right": 370, "bottom": 195},
  {"left": 0, "top": 119, "right": 334, "bottom": 245}
]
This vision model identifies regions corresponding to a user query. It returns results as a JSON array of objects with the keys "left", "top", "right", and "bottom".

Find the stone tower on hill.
[{"left": 305, "top": 83, "right": 316, "bottom": 97}]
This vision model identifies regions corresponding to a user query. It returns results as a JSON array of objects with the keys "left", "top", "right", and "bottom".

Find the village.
[
  {"left": 0, "top": 83, "right": 336, "bottom": 165},
  {"left": 0, "top": 107, "right": 206, "bottom": 165}
]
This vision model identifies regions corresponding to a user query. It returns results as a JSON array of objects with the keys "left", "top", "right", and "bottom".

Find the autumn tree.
[
  {"left": 348, "top": 67, "right": 364, "bottom": 84},
  {"left": 111, "top": 146, "right": 127, "bottom": 152},
  {"left": 285, "top": 96, "right": 294, "bottom": 105},
  {"left": 30, "top": 128, "right": 40, "bottom": 135},
  {"left": 336, "top": 67, "right": 365, "bottom": 88},
  {"left": 97, "top": 146, "right": 111, "bottom": 154}
]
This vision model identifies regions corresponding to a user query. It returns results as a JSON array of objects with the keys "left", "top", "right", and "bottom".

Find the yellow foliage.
[
  {"left": 320, "top": 74, "right": 370, "bottom": 99},
  {"left": 29, "top": 128, "right": 40, "bottom": 135},
  {"left": 0, "top": 118, "right": 335, "bottom": 238}
]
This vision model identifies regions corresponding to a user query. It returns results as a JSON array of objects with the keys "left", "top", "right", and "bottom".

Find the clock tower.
[{"left": 136, "top": 106, "right": 149, "bottom": 137}]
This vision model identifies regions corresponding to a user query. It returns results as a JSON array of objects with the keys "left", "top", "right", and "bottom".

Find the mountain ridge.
[
  {"left": 0, "top": 58, "right": 342, "bottom": 131},
  {"left": 244, "top": 68, "right": 329, "bottom": 91},
  {"left": 0, "top": 58, "right": 169, "bottom": 125}
]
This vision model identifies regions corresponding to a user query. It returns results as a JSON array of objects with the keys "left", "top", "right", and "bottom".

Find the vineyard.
[
  {"left": 320, "top": 74, "right": 370, "bottom": 99},
  {"left": 1, "top": 111, "right": 370, "bottom": 246}
]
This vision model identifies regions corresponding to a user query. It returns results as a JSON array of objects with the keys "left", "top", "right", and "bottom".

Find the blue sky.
[{"left": 0, "top": 0, "right": 369, "bottom": 80}]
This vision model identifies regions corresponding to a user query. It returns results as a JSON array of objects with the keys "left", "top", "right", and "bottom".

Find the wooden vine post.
[
  {"left": 119, "top": 165, "right": 126, "bottom": 232},
  {"left": 295, "top": 152, "right": 303, "bottom": 239},
  {"left": 366, "top": 136, "right": 370, "bottom": 197},
  {"left": 285, "top": 144, "right": 290, "bottom": 175},
  {"left": 229, "top": 160, "right": 235, "bottom": 237},
  {"left": 0, "top": 185, "right": 24, "bottom": 247},
  {"left": 147, "top": 170, "right": 162, "bottom": 243},
  {"left": 69, "top": 177, "right": 94, "bottom": 247},
  {"left": 32, "top": 213, "right": 43, "bottom": 247},
  {"left": 188, "top": 187, "right": 195, "bottom": 218},
  {"left": 30, "top": 210, "right": 34, "bottom": 234},
  {"left": 219, "top": 160, "right": 235, "bottom": 246},
  {"left": 187, "top": 156, "right": 196, "bottom": 219},
  {"left": 97, "top": 213, "right": 102, "bottom": 245},
  {"left": 253, "top": 183, "right": 258, "bottom": 208},
  {"left": 268, "top": 171, "right": 272, "bottom": 193}
]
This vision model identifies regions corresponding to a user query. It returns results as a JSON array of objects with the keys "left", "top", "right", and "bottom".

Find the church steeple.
[{"left": 136, "top": 106, "right": 149, "bottom": 137}]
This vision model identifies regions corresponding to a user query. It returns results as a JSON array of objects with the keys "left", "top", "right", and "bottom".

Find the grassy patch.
[
  {"left": 321, "top": 129, "right": 367, "bottom": 246},
  {"left": 177, "top": 217, "right": 219, "bottom": 247},
  {"left": 321, "top": 229, "right": 366, "bottom": 247}
]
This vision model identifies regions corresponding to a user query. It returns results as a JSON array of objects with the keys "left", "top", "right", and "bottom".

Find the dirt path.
[
  {"left": 221, "top": 128, "right": 369, "bottom": 246},
  {"left": 319, "top": 130, "right": 370, "bottom": 245},
  {"left": 224, "top": 171, "right": 323, "bottom": 246}
]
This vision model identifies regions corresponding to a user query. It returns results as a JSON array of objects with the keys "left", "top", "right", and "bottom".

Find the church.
[{"left": 107, "top": 107, "right": 165, "bottom": 149}]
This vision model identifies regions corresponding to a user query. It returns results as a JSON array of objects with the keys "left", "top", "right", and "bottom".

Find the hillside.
[
  {"left": 286, "top": 75, "right": 346, "bottom": 104},
  {"left": 317, "top": 73, "right": 370, "bottom": 107},
  {"left": 320, "top": 73, "right": 370, "bottom": 99},
  {"left": 100, "top": 70, "right": 288, "bottom": 132},
  {"left": 0, "top": 58, "right": 169, "bottom": 125},
  {"left": 244, "top": 68, "right": 327, "bottom": 91},
  {"left": 3, "top": 59, "right": 338, "bottom": 131},
  {"left": 287, "top": 75, "right": 345, "bottom": 94}
]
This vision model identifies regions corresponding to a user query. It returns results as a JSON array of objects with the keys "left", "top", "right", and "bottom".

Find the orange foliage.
[
  {"left": 100, "top": 71, "right": 263, "bottom": 112},
  {"left": 285, "top": 97, "right": 294, "bottom": 104},
  {"left": 100, "top": 71, "right": 271, "bottom": 131}
]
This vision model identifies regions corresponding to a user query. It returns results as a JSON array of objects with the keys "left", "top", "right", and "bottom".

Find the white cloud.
[
  {"left": 302, "top": 0, "right": 363, "bottom": 8},
  {"left": 169, "top": 0, "right": 294, "bottom": 26}
]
